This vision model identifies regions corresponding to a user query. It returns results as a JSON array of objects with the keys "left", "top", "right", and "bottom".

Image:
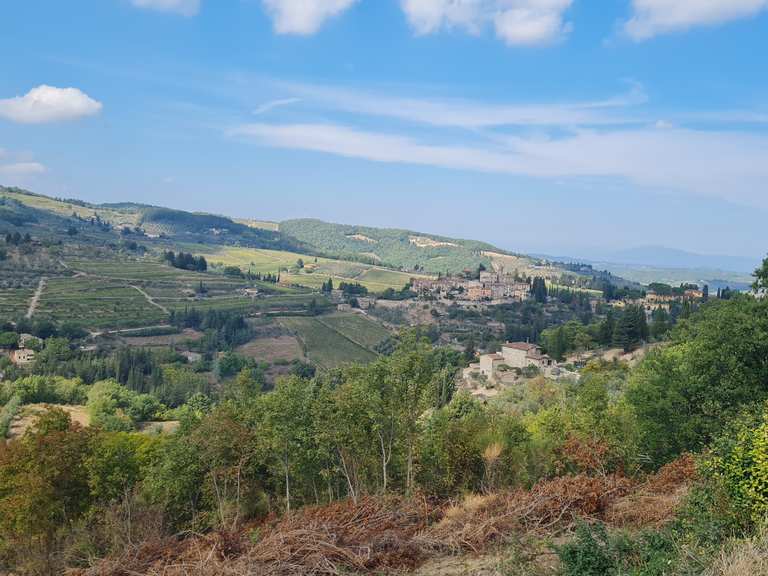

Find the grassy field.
[
  {"left": 317, "top": 312, "right": 390, "bottom": 350},
  {"left": 234, "top": 218, "right": 279, "bottom": 231},
  {"left": 188, "top": 245, "right": 427, "bottom": 292},
  {"left": 278, "top": 316, "right": 378, "bottom": 369},
  {"left": 8, "top": 404, "right": 90, "bottom": 439}
]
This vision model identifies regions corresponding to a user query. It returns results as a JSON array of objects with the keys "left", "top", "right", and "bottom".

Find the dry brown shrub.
[
  {"left": 605, "top": 454, "right": 697, "bottom": 529},
  {"left": 76, "top": 495, "right": 437, "bottom": 576},
  {"left": 418, "top": 474, "right": 632, "bottom": 553},
  {"left": 245, "top": 495, "right": 435, "bottom": 574},
  {"left": 554, "top": 436, "right": 611, "bottom": 476}
]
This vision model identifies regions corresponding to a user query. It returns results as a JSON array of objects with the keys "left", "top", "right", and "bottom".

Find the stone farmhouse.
[
  {"left": 10, "top": 348, "right": 35, "bottom": 365},
  {"left": 463, "top": 341, "right": 555, "bottom": 386}
]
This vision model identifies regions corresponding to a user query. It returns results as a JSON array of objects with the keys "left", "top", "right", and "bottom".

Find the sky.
[{"left": 1, "top": 0, "right": 767, "bottom": 260}]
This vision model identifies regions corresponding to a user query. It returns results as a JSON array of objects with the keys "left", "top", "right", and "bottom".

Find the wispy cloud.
[
  {"left": 624, "top": 0, "right": 768, "bottom": 40},
  {"left": 0, "top": 85, "right": 102, "bottom": 124},
  {"left": 253, "top": 97, "right": 301, "bottom": 115},
  {"left": 0, "top": 162, "right": 46, "bottom": 176},
  {"left": 281, "top": 80, "right": 647, "bottom": 128},
  {"left": 130, "top": 0, "right": 200, "bottom": 17},
  {"left": 0, "top": 148, "right": 46, "bottom": 177},
  {"left": 230, "top": 120, "right": 768, "bottom": 207}
]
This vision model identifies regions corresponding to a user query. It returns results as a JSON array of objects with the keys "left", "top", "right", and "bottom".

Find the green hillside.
[
  {"left": 280, "top": 218, "right": 503, "bottom": 274},
  {"left": 0, "top": 187, "right": 308, "bottom": 253}
]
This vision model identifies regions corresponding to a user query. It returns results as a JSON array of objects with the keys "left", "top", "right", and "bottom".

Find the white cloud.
[
  {"left": 231, "top": 121, "right": 768, "bottom": 206},
  {"left": 232, "top": 122, "right": 520, "bottom": 172},
  {"left": 130, "top": 0, "right": 200, "bottom": 16},
  {"left": 401, "top": 0, "right": 573, "bottom": 45},
  {"left": 0, "top": 162, "right": 46, "bottom": 176},
  {"left": 0, "top": 85, "right": 102, "bottom": 124},
  {"left": 253, "top": 97, "right": 301, "bottom": 115},
  {"left": 262, "top": 0, "right": 358, "bottom": 34},
  {"left": 280, "top": 80, "right": 645, "bottom": 128},
  {"left": 625, "top": 0, "right": 768, "bottom": 40},
  {"left": 0, "top": 149, "right": 46, "bottom": 176}
]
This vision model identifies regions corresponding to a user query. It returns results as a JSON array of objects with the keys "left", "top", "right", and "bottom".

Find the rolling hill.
[
  {"left": 279, "top": 218, "right": 508, "bottom": 274},
  {"left": 1, "top": 186, "right": 595, "bottom": 295}
]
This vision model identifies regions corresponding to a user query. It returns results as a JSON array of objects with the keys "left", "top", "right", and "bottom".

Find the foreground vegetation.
[{"left": 3, "top": 274, "right": 768, "bottom": 574}]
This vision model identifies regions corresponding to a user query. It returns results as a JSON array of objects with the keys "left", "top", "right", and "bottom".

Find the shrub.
[{"left": 556, "top": 522, "right": 676, "bottom": 576}]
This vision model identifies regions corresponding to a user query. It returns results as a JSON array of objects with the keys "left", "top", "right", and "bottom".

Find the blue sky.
[{"left": 1, "top": 0, "right": 767, "bottom": 259}]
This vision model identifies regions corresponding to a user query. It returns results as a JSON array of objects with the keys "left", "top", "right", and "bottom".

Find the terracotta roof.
[
  {"left": 503, "top": 342, "right": 538, "bottom": 351},
  {"left": 485, "top": 353, "right": 504, "bottom": 360}
]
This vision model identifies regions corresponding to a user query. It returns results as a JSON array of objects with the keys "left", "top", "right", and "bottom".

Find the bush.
[
  {"left": 556, "top": 521, "right": 676, "bottom": 576},
  {"left": 706, "top": 406, "right": 768, "bottom": 524},
  {"left": 87, "top": 380, "right": 165, "bottom": 431}
]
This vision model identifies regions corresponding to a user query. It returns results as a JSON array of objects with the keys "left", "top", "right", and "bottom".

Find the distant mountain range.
[
  {"left": 540, "top": 245, "right": 761, "bottom": 274},
  {"left": 536, "top": 245, "right": 760, "bottom": 290}
]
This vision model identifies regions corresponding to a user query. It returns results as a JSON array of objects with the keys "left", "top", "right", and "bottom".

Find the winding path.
[{"left": 130, "top": 285, "right": 170, "bottom": 315}]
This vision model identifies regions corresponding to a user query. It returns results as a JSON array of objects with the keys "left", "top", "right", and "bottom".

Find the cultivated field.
[
  {"left": 0, "top": 288, "right": 33, "bottom": 319},
  {"left": 120, "top": 328, "right": 204, "bottom": 347},
  {"left": 190, "top": 245, "right": 426, "bottom": 292},
  {"left": 36, "top": 277, "right": 168, "bottom": 329},
  {"left": 236, "top": 335, "right": 306, "bottom": 362},
  {"left": 317, "top": 312, "right": 390, "bottom": 350},
  {"left": 278, "top": 316, "right": 378, "bottom": 369}
]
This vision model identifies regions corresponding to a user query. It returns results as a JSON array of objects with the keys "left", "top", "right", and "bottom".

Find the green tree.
[{"left": 0, "top": 409, "right": 92, "bottom": 572}]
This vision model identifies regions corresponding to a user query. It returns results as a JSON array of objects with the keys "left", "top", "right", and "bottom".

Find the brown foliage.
[
  {"left": 245, "top": 495, "right": 436, "bottom": 574},
  {"left": 74, "top": 457, "right": 697, "bottom": 575},
  {"left": 605, "top": 454, "right": 697, "bottom": 529},
  {"left": 76, "top": 496, "right": 436, "bottom": 576},
  {"left": 554, "top": 436, "right": 612, "bottom": 475},
  {"left": 418, "top": 473, "right": 632, "bottom": 553}
]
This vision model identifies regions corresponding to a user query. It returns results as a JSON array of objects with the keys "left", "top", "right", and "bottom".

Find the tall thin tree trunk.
[
  {"left": 283, "top": 453, "right": 291, "bottom": 513},
  {"left": 338, "top": 448, "right": 358, "bottom": 504}
]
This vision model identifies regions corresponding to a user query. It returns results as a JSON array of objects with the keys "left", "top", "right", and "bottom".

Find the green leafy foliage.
[{"left": 627, "top": 296, "right": 768, "bottom": 464}]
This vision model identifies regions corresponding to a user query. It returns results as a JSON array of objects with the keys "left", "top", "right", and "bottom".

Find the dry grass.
[
  {"left": 706, "top": 525, "right": 768, "bottom": 576},
  {"left": 8, "top": 404, "right": 89, "bottom": 439}
]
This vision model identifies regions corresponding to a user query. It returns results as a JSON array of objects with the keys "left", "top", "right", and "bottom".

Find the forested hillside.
[{"left": 280, "top": 218, "right": 503, "bottom": 273}]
